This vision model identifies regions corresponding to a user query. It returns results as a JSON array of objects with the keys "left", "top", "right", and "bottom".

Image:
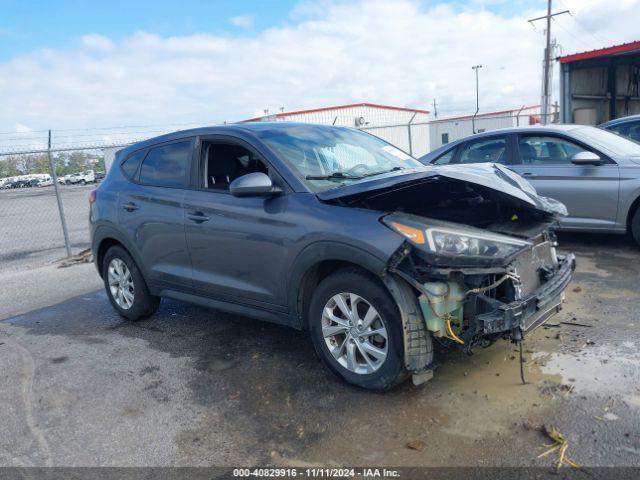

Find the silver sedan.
[{"left": 419, "top": 125, "right": 640, "bottom": 245}]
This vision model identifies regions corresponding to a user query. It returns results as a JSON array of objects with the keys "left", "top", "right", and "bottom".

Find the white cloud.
[
  {"left": 80, "top": 34, "right": 115, "bottom": 52},
  {"left": 15, "top": 123, "right": 31, "bottom": 133},
  {"left": 230, "top": 15, "right": 254, "bottom": 28},
  {"left": 0, "top": 0, "right": 637, "bottom": 133}
]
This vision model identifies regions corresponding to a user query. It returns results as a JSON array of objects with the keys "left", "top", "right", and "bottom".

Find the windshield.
[
  {"left": 573, "top": 126, "right": 640, "bottom": 156},
  {"left": 256, "top": 125, "right": 423, "bottom": 191}
]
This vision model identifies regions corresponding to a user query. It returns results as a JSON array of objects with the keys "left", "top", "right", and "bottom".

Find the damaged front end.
[
  {"left": 321, "top": 163, "right": 576, "bottom": 379},
  {"left": 384, "top": 215, "right": 575, "bottom": 351}
]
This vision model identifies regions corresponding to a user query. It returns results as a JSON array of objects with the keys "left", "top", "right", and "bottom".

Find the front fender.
[{"left": 287, "top": 241, "right": 389, "bottom": 326}]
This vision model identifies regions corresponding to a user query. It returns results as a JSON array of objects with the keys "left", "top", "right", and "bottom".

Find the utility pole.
[
  {"left": 471, "top": 65, "right": 482, "bottom": 134},
  {"left": 432, "top": 98, "right": 438, "bottom": 119},
  {"left": 528, "top": 1, "right": 569, "bottom": 125}
]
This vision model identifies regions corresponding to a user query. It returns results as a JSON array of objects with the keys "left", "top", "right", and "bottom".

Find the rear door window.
[{"left": 139, "top": 140, "right": 192, "bottom": 188}]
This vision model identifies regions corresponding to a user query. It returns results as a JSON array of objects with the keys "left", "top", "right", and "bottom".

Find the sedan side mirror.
[
  {"left": 229, "top": 172, "right": 282, "bottom": 197},
  {"left": 571, "top": 151, "right": 603, "bottom": 166}
]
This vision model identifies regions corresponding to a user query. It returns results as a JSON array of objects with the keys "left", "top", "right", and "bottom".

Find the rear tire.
[
  {"left": 308, "top": 268, "right": 408, "bottom": 390},
  {"left": 632, "top": 208, "right": 640, "bottom": 247},
  {"left": 102, "top": 245, "right": 160, "bottom": 321}
]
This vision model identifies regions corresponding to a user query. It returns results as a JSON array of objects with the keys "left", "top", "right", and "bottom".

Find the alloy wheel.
[
  {"left": 108, "top": 258, "right": 135, "bottom": 310},
  {"left": 321, "top": 292, "right": 388, "bottom": 375}
]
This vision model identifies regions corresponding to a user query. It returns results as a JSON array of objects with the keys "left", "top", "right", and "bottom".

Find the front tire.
[
  {"left": 102, "top": 245, "right": 160, "bottom": 321},
  {"left": 308, "top": 268, "right": 408, "bottom": 390},
  {"left": 632, "top": 208, "right": 640, "bottom": 247}
]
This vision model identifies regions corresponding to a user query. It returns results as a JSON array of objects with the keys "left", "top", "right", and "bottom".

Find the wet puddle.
[{"left": 532, "top": 341, "right": 640, "bottom": 403}]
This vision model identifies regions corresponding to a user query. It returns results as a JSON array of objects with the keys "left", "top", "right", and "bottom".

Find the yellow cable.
[{"left": 446, "top": 318, "right": 465, "bottom": 345}]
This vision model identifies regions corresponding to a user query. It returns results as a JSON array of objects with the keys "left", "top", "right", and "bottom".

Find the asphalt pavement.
[{"left": 0, "top": 233, "right": 638, "bottom": 469}]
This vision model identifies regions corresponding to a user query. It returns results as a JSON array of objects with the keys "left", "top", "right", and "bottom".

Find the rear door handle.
[
  {"left": 187, "top": 211, "right": 210, "bottom": 223},
  {"left": 122, "top": 202, "right": 139, "bottom": 212}
]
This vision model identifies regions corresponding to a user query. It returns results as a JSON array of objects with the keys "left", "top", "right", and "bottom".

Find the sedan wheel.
[
  {"left": 107, "top": 258, "right": 135, "bottom": 310},
  {"left": 322, "top": 292, "right": 388, "bottom": 375}
]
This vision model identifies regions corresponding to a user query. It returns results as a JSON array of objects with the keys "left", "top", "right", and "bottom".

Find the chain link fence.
[{"left": 0, "top": 124, "right": 208, "bottom": 273}]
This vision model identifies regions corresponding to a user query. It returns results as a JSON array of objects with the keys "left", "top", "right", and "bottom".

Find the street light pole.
[{"left": 472, "top": 65, "right": 483, "bottom": 134}]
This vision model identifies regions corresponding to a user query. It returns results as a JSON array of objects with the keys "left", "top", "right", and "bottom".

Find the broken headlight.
[{"left": 383, "top": 215, "right": 531, "bottom": 259}]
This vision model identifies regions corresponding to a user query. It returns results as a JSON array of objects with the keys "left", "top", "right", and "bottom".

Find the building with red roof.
[{"left": 559, "top": 41, "right": 640, "bottom": 124}]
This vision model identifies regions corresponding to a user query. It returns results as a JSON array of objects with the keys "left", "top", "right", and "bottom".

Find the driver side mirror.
[
  {"left": 571, "top": 151, "right": 603, "bottom": 166},
  {"left": 229, "top": 172, "right": 282, "bottom": 197}
]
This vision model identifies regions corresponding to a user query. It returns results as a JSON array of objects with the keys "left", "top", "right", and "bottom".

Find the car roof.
[
  {"left": 418, "top": 124, "right": 596, "bottom": 161},
  {"left": 467, "top": 124, "right": 584, "bottom": 136},
  {"left": 599, "top": 114, "right": 640, "bottom": 128},
  {"left": 116, "top": 122, "right": 352, "bottom": 158}
]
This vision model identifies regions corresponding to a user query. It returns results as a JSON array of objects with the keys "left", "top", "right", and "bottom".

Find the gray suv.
[{"left": 91, "top": 123, "right": 574, "bottom": 390}]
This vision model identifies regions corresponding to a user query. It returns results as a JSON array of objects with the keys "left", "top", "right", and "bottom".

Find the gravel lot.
[
  {"left": 0, "top": 233, "right": 638, "bottom": 470},
  {"left": 0, "top": 184, "right": 94, "bottom": 272}
]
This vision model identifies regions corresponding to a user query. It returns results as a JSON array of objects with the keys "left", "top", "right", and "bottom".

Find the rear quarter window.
[{"left": 120, "top": 150, "right": 147, "bottom": 180}]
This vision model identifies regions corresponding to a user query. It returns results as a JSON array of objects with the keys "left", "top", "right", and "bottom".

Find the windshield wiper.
[
  {"left": 361, "top": 166, "right": 404, "bottom": 178},
  {"left": 305, "top": 172, "right": 363, "bottom": 181}
]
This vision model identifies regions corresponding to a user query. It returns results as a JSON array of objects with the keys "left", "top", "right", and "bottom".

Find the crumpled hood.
[{"left": 316, "top": 163, "right": 568, "bottom": 217}]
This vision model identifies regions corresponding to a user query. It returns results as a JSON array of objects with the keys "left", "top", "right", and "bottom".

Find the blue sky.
[
  {"left": 0, "top": 0, "right": 541, "bottom": 61},
  {"left": 0, "top": 0, "right": 635, "bottom": 134},
  {"left": 0, "top": 0, "right": 301, "bottom": 60}
]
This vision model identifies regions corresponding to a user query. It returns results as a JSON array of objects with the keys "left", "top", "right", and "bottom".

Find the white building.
[
  {"left": 429, "top": 105, "right": 542, "bottom": 150},
  {"left": 243, "top": 103, "right": 432, "bottom": 158}
]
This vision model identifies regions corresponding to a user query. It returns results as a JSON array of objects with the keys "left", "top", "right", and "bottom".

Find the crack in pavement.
[{"left": 0, "top": 328, "right": 52, "bottom": 467}]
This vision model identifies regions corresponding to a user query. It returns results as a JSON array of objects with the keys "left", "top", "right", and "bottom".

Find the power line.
[
  {"left": 528, "top": 1, "right": 570, "bottom": 125},
  {"left": 556, "top": 0, "right": 614, "bottom": 46},
  {"left": 551, "top": 16, "right": 595, "bottom": 50}
]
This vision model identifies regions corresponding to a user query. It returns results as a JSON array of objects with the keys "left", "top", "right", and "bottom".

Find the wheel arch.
[
  {"left": 291, "top": 241, "right": 434, "bottom": 375},
  {"left": 626, "top": 193, "right": 640, "bottom": 234},
  {"left": 92, "top": 225, "right": 144, "bottom": 279},
  {"left": 289, "top": 242, "right": 389, "bottom": 329}
]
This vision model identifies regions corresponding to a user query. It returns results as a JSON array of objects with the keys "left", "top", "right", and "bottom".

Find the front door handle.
[
  {"left": 122, "top": 202, "right": 139, "bottom": 212},
  {"left": 187, "top": 211, "right": 210, "bottom": 223},
  {"left": 521, "top": 172, "right": 538, "bottom": 178}
]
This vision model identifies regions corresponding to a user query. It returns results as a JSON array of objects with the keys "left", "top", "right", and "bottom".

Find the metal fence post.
[
  {"left": 407, "top": 113, "right": 416, "bottom": 156},
  {"left": 47, "top": 130, "right": 72, "bottom": 257}
]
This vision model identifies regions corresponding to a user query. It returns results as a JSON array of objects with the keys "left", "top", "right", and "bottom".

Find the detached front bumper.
[{"left": 476, "top": 253, "right": 576, "bottom": 336}]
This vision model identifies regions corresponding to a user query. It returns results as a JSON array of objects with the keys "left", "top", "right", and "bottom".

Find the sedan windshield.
[
  {"left": 256, "top": 125, "right": 423, "bottom": 191},
  {"left": 573, "top": 125, "right": 640, "bottom": 156}
]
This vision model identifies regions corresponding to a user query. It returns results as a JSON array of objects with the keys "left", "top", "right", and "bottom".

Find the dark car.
[
  {"left": 419, "top": 125, "right": 640, "bottom": 245},
  {"left": 90, "top": 123, "right": 574, "bottom": 390},
  {"left": 599, "top": 114, "right": 640, "bottom": 143},
  {"left": 10, "top": 179, "right": 37, "bottom": 188}
]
